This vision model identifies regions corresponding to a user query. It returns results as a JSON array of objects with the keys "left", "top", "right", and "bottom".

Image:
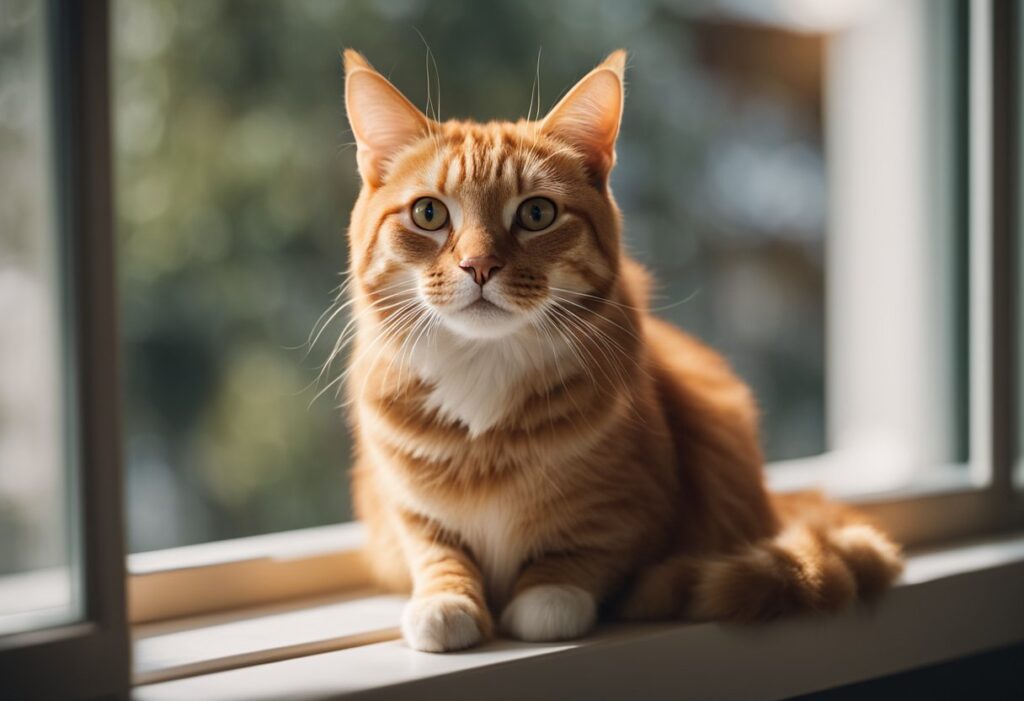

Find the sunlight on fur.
[{"left": 335, "top": 48, "right": 903, "bottom": 653}]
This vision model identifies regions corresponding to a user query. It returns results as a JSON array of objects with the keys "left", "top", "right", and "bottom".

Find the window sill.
[
  {"left": 128, "top": 523, "right": 372, "bottom": 623},
  {"left": 134, "top": 532, "right": 1024, "bottom": 701},
  {"left": 127, "top": 456, "right": 1015, "bottom": 626}
]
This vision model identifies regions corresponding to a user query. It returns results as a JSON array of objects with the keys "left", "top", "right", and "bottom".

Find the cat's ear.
[
  {"left": 541, "top": 50, "right": 626, "bottom": 186},
  {"left": 344, "top": 50, "right": 430, "bottom": 188}
]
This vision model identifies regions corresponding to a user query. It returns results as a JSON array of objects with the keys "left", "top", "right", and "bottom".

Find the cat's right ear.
[
  {"left": 540, "top": 50, "right": 626, "bottom": 188},
  {"left": 344, "top": 50, "right": 430, "bottom": 188}
]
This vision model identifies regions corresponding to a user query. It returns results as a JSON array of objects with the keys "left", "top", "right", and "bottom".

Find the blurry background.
[{"left": 113, "top": 0, "right": 833, "bottom": 552}]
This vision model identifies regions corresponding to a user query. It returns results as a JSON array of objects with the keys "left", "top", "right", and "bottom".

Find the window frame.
[{"left": 0, "top": 0, "right": 130, "bottom": 697}]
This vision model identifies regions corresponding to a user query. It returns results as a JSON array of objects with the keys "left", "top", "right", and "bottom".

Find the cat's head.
[{"left": 344, "top": 49, "right": 626, "bottom": 341}]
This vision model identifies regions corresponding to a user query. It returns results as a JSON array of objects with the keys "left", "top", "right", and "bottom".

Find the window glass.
[
  {"left": 115, "top": 0, "right": 965, "bottom": 551},
  {"left": 0, "top": 0, "right": 78, "bottom": 634}
]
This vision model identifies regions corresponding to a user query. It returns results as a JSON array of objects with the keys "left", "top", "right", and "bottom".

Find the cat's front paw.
[
  {"left": 401, "top": 594, "right": 490, "bottom": 652},
  {"left": 501, "top": 584, "right": 597, "bottom": 642}
]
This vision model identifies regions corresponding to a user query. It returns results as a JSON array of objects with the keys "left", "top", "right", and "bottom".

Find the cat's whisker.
[
  {"left": 359, "top": 298, "right": 427, "bottom": 381},
  {"left": 413, "top": 29, "right": 446, "bottom": 159},
  {"left": 548, "top": 292, "right": 649, "bottom": 356},
  {"left": 542, "top": 306, "right": 601, "bottom": 398},
  {"left": 546, "top": 305, "right": 625, "bottom": 397},
  {"left": 385, "top": 302, "right": 434, "bottom": 392},
  {"left": 532, "top": 311, "right": 585, "bottom": 433},
  {"left": 549, "top": 285, "right": 701, "bottom": 314},
  {"left": 361, "top": 321, "right": 409, "bottom": 400},
  {"left": 545, "top": 304, "right": 651, "bottom": 428},
  {"left": 402, "top": 307, "right": 441, "bottom": 387},
  {"left": 324, "top": 299, "right": 424, "bottom": 408},
  {"left": 303, "top": 296, "right": 354, "bottom": 358},
  {"left": 398, "top": 309, "right": 443, "bottom": 393},
  {"left": 527, "top": 47, "right": 543, "bottom": 124},
  {"left": 431, "top": 43, "right": 442, "bottom": 124},
  {"left": 308, "top": 294, "right": 421, "bottom": 400},
  {"left": 538, "top": 307, "right": 613, "bottom": 441},
  {"left": 314, "top": 290, "right": 419, "bottom": 378},
  {"left": 309, "top": 305, "right": 415, "bottom": 405},
  {"left": 553, "top": 310, "right": 655, "bottom": 418},
  {"left": 547, "top": 298, "right": 640, "bottom": 365},
  {"left": 306, "top": 277, "right": 407, "bottom": 355},
  {"left": 293, "top": 274, "right": 356, "bottom": 353},
  {"left": 528, "top": 317, "right": 561, "bottom": 431}
]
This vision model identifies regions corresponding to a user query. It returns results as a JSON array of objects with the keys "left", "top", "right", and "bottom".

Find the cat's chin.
[{"left": 439, "top": 299, "right": 530, "bottom": 340}]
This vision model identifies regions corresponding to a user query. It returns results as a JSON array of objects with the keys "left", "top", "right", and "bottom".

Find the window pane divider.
[{"left": 991, "top": 0, "right": 1020, "bottom": 506}]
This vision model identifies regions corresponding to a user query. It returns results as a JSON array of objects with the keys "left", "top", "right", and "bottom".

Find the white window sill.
[
  {"left": 134, "top": 532, "right": 1024, "bottom": 701},
  {"left": 124, "top": 456, "right": 995, "bottom": 626}
]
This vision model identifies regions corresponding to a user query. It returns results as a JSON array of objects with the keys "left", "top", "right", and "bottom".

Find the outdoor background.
[{"left": 113, "top": 0, "right": 827, "bottom": 552}]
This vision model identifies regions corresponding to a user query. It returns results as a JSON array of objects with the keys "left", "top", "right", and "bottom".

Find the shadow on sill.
[{"left": 791, "top": 641, "right": 1024, "bottom": 701}]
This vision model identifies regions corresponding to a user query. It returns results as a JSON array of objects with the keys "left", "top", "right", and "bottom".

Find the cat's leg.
[
  {"left": 501, "top": 551, "right": 621, "bottom": 642},
  {"left": 396, "top": 510, "right": 493, "bottom": 652}
]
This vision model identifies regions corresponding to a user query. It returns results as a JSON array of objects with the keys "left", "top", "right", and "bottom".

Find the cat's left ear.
[
  {"left": 344, "top": 49, "right": 431, "bottom": 188},
  {"left": 541, "top": 50, "right": 626, "bottom": 187}
]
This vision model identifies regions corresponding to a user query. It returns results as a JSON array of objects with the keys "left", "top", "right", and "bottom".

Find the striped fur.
[{"left": 341, "top": 50, "right": 902, "bottom": 652}]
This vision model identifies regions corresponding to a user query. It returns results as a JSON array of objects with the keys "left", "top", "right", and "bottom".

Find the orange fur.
[{"left": 340, "top": 49, "right": 902, "bottom": 652}]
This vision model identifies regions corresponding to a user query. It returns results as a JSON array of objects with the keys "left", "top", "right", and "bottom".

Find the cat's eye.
[
  {"left": 411, "top": 197, "right": 449, "bottom": 231},
  {"left": 516, "top": 197, "right": 557, "bottom": 232}
]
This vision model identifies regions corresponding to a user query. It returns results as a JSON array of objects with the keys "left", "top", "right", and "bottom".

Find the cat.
[{"left": 340, "top": 49, "right": 903, "bottom": 653}]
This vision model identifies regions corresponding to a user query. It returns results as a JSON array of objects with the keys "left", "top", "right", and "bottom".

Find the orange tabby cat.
[{"left": 341, "top": 49, "right": 903, "bottom": 652}]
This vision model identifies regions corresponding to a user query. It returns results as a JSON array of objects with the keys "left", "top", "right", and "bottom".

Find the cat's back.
[
  {"left": 640, "top": 304, "right": 776, "bottom": 549},
  {"left": 614, "top": 252, "right": 775, "bottom": 546}
]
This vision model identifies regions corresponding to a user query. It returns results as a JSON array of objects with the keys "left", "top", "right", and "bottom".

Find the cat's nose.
[{"left": 459, "top": 255, "right": 504, "bottom": 286}]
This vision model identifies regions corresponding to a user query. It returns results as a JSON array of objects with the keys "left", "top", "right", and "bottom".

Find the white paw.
[
  {"left": 401, "top": 594, "right": 485, "bottom": 652},
  {"left": 501, "top": 584, "right": 597, "bottom": 642}
]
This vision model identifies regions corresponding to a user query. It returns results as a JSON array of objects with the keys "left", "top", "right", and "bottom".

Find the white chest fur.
[
  {"left": 442, "top": 494, "right": 532, "bottom": 606},
  {"left": 411, "top": 326, "right": 567, "bottom": 438}
]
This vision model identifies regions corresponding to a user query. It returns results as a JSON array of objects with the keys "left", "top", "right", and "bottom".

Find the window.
[
  {"left": 0, "top": 0, "right": 128, "bottom": 697},
  {"left": 2, "top": 0, "right": 1023, "bottom": 697}
]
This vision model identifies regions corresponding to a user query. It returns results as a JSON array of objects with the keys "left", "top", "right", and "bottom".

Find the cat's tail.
[{"left": 620, "top": 492, "right": 904, "bottom": 622}]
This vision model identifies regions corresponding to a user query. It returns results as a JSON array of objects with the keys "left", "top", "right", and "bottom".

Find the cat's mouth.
[
  {"left": 439, "top": 294, "right": 528, "bottom": 340},
  {"left": 464, "top": 298, "right": 503, "bottom": 313}
]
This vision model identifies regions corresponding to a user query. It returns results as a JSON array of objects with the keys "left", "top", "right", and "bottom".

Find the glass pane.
[
  {"left": 0, "top": 0, "right": 78, "bottom": 635},
  {"left": 116, "top": 0, "right": 967, "bottom": 552}
]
